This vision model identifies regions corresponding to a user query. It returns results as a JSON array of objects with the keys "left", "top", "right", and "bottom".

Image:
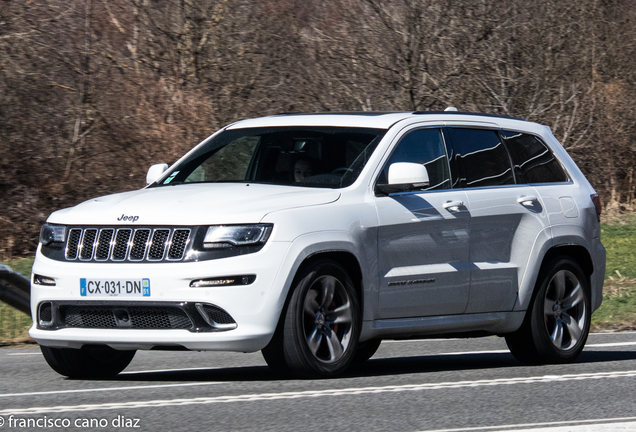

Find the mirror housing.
[
  {"left": 375, "top": 162, "right": 430, "bottom": 195},
  {"left": 146, "top": 163, "right": 169, "bottom": 185}
]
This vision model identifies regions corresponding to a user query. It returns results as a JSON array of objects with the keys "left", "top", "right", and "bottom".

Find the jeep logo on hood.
[{"left": 117, "top": 214, "right": 140, "bottom": 222}]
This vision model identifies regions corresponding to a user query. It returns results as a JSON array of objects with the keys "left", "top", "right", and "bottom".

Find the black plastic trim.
[{"left": 36, "top": 300, "right": 236, "bottom": 332}]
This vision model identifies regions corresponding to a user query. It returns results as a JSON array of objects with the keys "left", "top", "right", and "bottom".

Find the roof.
[{"left": 225, "top": 111, "right": 542, "bottom": 132}]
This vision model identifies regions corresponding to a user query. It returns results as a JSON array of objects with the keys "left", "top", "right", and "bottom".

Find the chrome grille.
[{"left": 63, "top": 227, "right": 190, "bottom": 262}]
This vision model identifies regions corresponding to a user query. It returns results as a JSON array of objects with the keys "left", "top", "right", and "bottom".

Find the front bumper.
[{"left": 29, "top": 241, "right": 292, "bottom": 352}]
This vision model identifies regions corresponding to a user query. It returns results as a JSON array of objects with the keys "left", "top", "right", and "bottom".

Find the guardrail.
[{"left": 0, "top": 264, "right": 31, "bottom": 315}]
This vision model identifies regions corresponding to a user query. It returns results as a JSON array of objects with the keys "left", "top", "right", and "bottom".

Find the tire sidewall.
[
  {"left": 530, "top": 257, "right": 591, "bottom": 363},
  {"left": 284, "top": 260, "right": 360, "bottom": 377}
]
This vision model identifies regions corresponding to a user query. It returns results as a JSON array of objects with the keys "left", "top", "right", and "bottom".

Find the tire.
[
  {"left": 41, "top": 345, "right": 136, "bottom": 379},
  {"left": 352, "top": 339, "right": 381, "bottom": 364},
  {"left": 262, "top": 260, "right": 360, "bottom": 378},
  {"left": 505, "top": 256, "right": 590, "bottom": 364}
]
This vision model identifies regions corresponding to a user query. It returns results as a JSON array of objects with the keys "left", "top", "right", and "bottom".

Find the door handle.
[
  {"left": 443, "top": 201, "right": 464, "bottom": 212},
  {"left": 517, "top": 195, "right": 538, "bottom": 206}
]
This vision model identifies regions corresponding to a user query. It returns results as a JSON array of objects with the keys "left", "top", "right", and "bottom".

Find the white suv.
[{"left": 31, "top": 111, "right": 606, "bottom": 378}]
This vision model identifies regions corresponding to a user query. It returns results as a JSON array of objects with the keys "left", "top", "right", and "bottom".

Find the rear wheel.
[
  {"left": 262, "top": 260, "right": 360, "bottom": 377},
  {"left": 505, "top": 257, "right": 590, "bottom": 364},
  {"left": 41, "top": 345, "right": 136, "bottom": 379}
]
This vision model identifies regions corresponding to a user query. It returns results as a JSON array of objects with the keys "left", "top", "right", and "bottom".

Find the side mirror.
[
  {"left": 376, "top": 162, "right": 430, "bottom": 195},
  {"left": 146, "top": 163, "right": 169, "bottom": 185}
]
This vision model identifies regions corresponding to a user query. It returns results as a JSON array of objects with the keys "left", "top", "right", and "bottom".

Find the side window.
[
  {"left": 378, "top": 128, "right": 451, "bottom": 190},
  {"left": 448, "top": 128, "right": 514, "bottom": 188},
  {"left": 500, "top": 131, "right": 568, "bottom": 184}
]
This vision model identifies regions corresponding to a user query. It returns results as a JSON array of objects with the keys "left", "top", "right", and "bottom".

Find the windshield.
[{"left": 152, "top": 126, "right": 387, "bottom": 189}]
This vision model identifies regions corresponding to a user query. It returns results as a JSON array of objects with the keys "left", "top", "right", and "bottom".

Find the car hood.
[{"left": 47, "top": 183, "right": 341, "bottom": 226}]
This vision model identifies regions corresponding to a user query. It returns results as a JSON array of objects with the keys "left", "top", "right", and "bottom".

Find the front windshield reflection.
[{"left": 153, "top": 127, "right": 386, "bottom": 189}]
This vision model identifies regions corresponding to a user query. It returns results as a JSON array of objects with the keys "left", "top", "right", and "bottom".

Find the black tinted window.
[
  {"left": 379, "top": 128, "right": 451, "bottom": 190},
  {"left": 500, "top": 131, "right": 568, "bottom": 184},
  {"left": 448, "top": 128, "right": 514, "bottom": 188}
]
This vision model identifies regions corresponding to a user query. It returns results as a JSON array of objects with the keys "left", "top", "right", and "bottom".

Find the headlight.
[
  {"left": 203, "top": 224, "right": 272, "bottom": 249},
  {"left": 39, "top": 224, "right": 66, "bottom": 246}
]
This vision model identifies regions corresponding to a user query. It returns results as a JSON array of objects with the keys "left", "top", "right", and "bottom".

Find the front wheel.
[
  {"left": 41, "top": 345, "right": 136, "bottom": 379},
  {"left": 505, "top": 257, "right": 590, "bottom": 364},
  {"left": 262, "top": 260, "right": 360, "bottom": 377}
]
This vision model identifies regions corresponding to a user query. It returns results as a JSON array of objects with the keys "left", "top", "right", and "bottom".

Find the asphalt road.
[{"left": 1, "top": 332, "right": 636, "bottom": 432}]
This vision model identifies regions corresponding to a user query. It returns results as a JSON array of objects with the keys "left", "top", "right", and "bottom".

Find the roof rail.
[{"left": 412, "top": 110, "right": 523, "bottom": 121}]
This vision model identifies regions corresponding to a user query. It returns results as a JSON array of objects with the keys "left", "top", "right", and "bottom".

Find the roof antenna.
[{"left": 444, "top": 107, "right": 459, "bottom": 112}]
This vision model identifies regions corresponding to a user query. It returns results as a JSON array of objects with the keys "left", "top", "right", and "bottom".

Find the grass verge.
[
  {"left": 590, "top": 215, "right": 636, "bottom": 330},
  {"left": 0, "top": 257, "right": 35, "bottom": 345}
]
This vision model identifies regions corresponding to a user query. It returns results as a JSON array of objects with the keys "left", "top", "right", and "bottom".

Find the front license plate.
[{"left": 80, "top": 278, "right": 151, "bottom": 297}]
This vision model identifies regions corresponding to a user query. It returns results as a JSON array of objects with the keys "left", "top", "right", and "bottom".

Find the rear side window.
[
  {"left": 500, "top": 131, "right": 568, "bottom": 184},
  {"left": 447, "top": 128, "right": 514, "bottom": 188}
]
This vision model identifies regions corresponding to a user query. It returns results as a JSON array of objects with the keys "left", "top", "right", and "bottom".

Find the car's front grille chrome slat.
[{"left": 63, "top": 227, "right": 190, "bottom": 262}]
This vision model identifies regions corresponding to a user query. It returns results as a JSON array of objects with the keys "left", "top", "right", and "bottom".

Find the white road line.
[
  {"left": 418, "top": 416, "right": 636, "bottom": 432},
  {"left": 586, "top": 341, "right": 636, "bottom": 348},
  {"left": 381, "top": 341, "right": 636, "bottom": 358},
  {"left": 5, "top": 352, "right": 41, "bottom": 356},
  {"left": 0, "top": 382, "right": 222, "bottom": 399},
  {"left": 2, "top": 369, "right": 636, "bottom": 415},
  {"left": 120, "top": 366, "right": 223, "bottom": 374}
]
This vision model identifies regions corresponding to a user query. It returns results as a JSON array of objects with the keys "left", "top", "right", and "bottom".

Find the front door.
[{"left": 375, "top": 127, "right": 471, "bottom": 319}]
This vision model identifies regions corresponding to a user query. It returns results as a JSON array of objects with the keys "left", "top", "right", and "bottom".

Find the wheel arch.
[
  {"left": 516, "top": 242, "right": 594, "bottom": 313},
  {"left": 295, "top": 251, "right": 364, "bottom": 309}
]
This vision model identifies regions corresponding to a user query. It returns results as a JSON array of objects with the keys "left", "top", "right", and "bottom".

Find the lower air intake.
[{"left": 61, "top": 306, "right": 193, "bottom": 330}]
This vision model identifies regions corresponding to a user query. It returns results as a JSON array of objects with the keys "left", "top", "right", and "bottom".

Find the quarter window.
[
  {"left": 500, "top": 131, "right": 568, "bottom": 184},
  {"left": 447, "top": 128, "right": 514, "bottom": 188}
]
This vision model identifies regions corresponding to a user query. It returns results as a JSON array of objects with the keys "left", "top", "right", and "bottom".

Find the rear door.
[{"left": 446, "top": 127, "right": 550, "bottom": 313}]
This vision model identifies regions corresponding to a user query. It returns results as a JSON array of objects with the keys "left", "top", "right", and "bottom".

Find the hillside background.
[{"left": 2, "top": 0, "right": 636, "bottom": 258}]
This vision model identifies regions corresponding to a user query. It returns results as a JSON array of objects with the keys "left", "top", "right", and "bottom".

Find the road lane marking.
[
  {"left": 381, "top": 341, "right": 636, "bottom": 358},
  {"left": 3, "top": 369, "right": 636, "bottom": 415},
  {"left": 0, "top": 382, "right": 222, "bottom": 399},
  {"left": 120, "top": 366, "right": 224, "bottom": 374},
  {"left": 586, "top": 341, "right": 636, "bottom": 348},
  {"left": 5, "top": 352, "right": 41, "bottom": 356},
  {"left": 418, "top": 416, "right": 636, "bottom": 431}
]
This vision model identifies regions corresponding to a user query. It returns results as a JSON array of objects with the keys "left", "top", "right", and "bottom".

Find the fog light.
[
  {"left": 33, "top": 274, "right": 56, "bottom": 286},
  {"left": 190, "top": 275, "right": 256, "bottom": 288}
]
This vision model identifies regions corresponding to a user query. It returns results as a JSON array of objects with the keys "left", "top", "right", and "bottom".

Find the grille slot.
[
  {"left": 148, "top": 229, "right": 170, "bottom": 260},
  {"left": 63, "top": 227, "right": 190, "bottom": 262},
  {"left": 112, "top": 229, "right": 132, "bottom": 261},
  {"left": 61, "top": 306, "right": 192, "bottom": 329},
  {"left": 168, "top": 229, "right": 191, "bottom": 260},
  {"left": 95, "top": 229, "right": 114, "bottom": 261},
  {"left": 80, "top": 229, "right": 98, "bottom": 260},
  {"left": 130, "top": 229, "right": 151, "bottom": 261},
  {"left": 65, "top": 229, "right": 82, "bottom": 260}
]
